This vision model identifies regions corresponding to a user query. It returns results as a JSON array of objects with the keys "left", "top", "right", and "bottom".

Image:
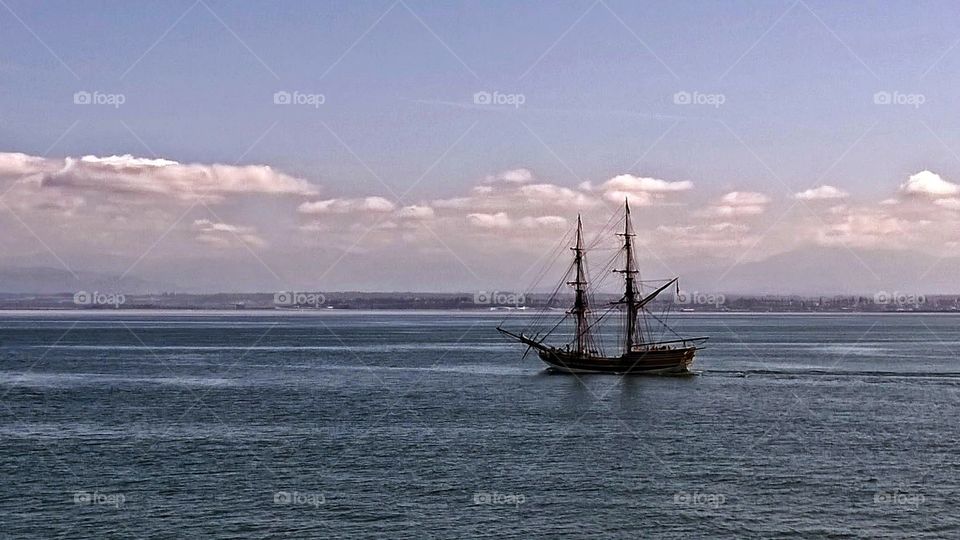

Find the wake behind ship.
[{"left": 498, "top": 200, "right": 707, "bottom": 374}]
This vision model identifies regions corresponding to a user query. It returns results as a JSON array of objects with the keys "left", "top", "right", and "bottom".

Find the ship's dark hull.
[{"left": 538, "top": 346, "right": 696, "bottom": 374}]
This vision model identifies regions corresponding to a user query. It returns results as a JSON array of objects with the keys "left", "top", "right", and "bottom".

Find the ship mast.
[
  {"left": 568, "top": 215, "right": 590, "bottom": 354},
  {"left": 615, "top": 199, "right": 641, "bottom": 353}
]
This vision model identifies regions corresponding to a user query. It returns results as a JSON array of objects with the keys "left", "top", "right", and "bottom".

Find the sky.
[{"left": 3, "top": 0, "right": 960, "bottom": 295}]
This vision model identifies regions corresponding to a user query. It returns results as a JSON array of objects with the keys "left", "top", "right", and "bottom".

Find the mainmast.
[
  {"left": 615, "top": 199, "right": 641, "bottom": 353},
  {"left": 568, "top": 215, "right": 590, "bottom": 354}
]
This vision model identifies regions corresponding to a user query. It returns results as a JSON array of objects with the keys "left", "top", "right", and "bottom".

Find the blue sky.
[{"left": 3, "top": 1, "right": 960, "bottom": 293}]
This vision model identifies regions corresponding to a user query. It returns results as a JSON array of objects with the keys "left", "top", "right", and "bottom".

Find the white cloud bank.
[
  {"left": 0, "top": 152, "right": 317, "bottom": 202},
  {"left": 7, "top": 152, "right": 960, "bottom": 291},
  {"left": 698, "top": 191, "right": 770, "bottom": 217},
  {"left": 794, "top": 185, "right": 848, "bottom": 201},
  {"left": 485, "top": 168, "right": 534, "bottom": 184},
  {"left": 298, "top": 196, "right": 396, "bottom": 214},
  {"left": 600, "top": 174, "right": 693, "bottom": 205},
  {"left": 899, "top": 170, "right": 959, "bottom": 197}
]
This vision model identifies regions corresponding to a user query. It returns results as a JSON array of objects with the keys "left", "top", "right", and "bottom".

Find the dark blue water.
[{"left": 1, "top": 311, "right": 958, "bottom": 538}]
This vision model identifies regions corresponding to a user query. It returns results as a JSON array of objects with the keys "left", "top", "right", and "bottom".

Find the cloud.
[
  {"left": 397, "top": 205, "right": 435, "bottom": 220},
  {"left": 934, "top": 197, "right": 960, "bottom": 210},
  {"left": 719, "top": 191, "right": 770, "bottom": 205},
  {"left": 518, "top": 215, "right": 568, "bottom": 228},
  {"left": 0, "top": 152, "right": 52, "bottom": 177},
  {"left": 698, "top": 191, "right": 769, "bottom": 217},
  {"left": 466, "top": 212, "right": 512, "bottom": 229},
  {"left": 0, "top": 153, "right": 318, "bottom": 202},
  {"left": 603, "top": 190, "right": 653, "bottom": 206},
  {"left": 656, "top": 221, "right": 757, "bottom": 248},
  {"left": 708, "top": 222, "right": 750, "bottom": 233},
  {"left": 813, "top": 210, "right": 916, "bottom": 249},
  {"left": 602, "top": 174, "right": 694, "bottom": 193},
  {"left": 899, "top": 170, "right": 959, "bottom": 197},
  {"left": 794, "top": 185, "right": 849, "bottom": 201},
  {"left": 486, "top": 168, "right": 533, "bottom": 184},
  {"left": 519, "top": 183, "right": 595, "bottom": 208},
  {"left": 298, "top": 196, "right": 396, "bottom": 214},
  {"left": 600, "top": 174, "right": 692, "bottom": 205},
  {"left": 192, "top": 219, "right": 265, "bottom": 248}
]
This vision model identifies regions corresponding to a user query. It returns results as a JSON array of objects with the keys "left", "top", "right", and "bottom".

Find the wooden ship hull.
[{"left": 538, "top": 347, "right": 696, "bottom": 374}]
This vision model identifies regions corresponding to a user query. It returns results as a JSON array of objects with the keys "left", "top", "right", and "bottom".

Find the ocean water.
[{"left": 1, "top": 311, "right": 958, "bottom": 538}]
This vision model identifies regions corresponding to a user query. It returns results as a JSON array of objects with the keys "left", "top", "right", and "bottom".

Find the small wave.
[
  {"left": 806, "top": 344, "right": 887, "bottom": 356},
  {"left": 706, "top": 368, "right": 960, "bottom": 380},
  {"left": 0, "top": 372, "right": 237, "bottom": 387},
  {"left": 25, "top": 344, "right": 506, "bottom": 352},
  {"left": 304, "top": 363, "right": 531, "bottom": 376}
]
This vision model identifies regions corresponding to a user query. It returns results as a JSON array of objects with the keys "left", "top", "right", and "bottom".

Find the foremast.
[
  {"left": 615, "top": 199, "right": 641, "bottom": 353},
  {"left": 568, "top": 215, "right": 591, "bottom": 354}
]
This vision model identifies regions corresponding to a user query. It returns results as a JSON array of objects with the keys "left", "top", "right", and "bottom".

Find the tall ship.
[{"left": 497, "top": 200, "right": 708, "bottom": 374}]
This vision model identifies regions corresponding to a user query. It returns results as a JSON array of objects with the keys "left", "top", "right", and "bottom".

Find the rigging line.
[
  {"left": 519, "top": 253, "right": 566, "bottom": 332},
  {"left": 527, "top": 249, "right": 578, "bottom": 335},
  {"left": 522, "top": 225, "right": 574, "bottom": 294},
  {"left": 643, "top": 307, "right": 686, "bottom": 341},
  {"left": 527, "top": 235, "right": 574, "bottom": 312},
  {"left": 541, "top": 315, "right": 568, "bottom": 345},
  {"left": 657, "top": 302, "right": 675, "bottom": 342},
  {"left": 523, "top": 259, "right": 573, "bottom": 336},
  {"left": 520, "top": 230, "right": 572, "bottom": 296},
  {"left": 509, "top": 225, "right": 575, "bottom": 331},
  {"left": 583, "top": 210, "right": 621, "bottom": 252},
  {"left": 583, "top": 301, "right": 619, "bottom": 333},
  {"left": 529, "top": 280, "right": 566, "bottom": 333},
  {"left": 526, "top": 228, "right": 573, "bottom": 291}
]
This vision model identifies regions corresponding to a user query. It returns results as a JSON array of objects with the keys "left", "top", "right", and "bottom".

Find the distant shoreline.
[
  {"left": 0, "top": 291, "right": 956, "bottom": 313},
  {"left": 1, "top": 307, "right": 959, "bottom": 315}
]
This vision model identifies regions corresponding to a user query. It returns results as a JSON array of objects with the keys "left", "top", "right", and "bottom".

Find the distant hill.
[
  {"left": 0, "top": 267, "right": 176, "bottom": 294},
  {"left": 680, "top": 246, "right": 960, "bottom": 295}
]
